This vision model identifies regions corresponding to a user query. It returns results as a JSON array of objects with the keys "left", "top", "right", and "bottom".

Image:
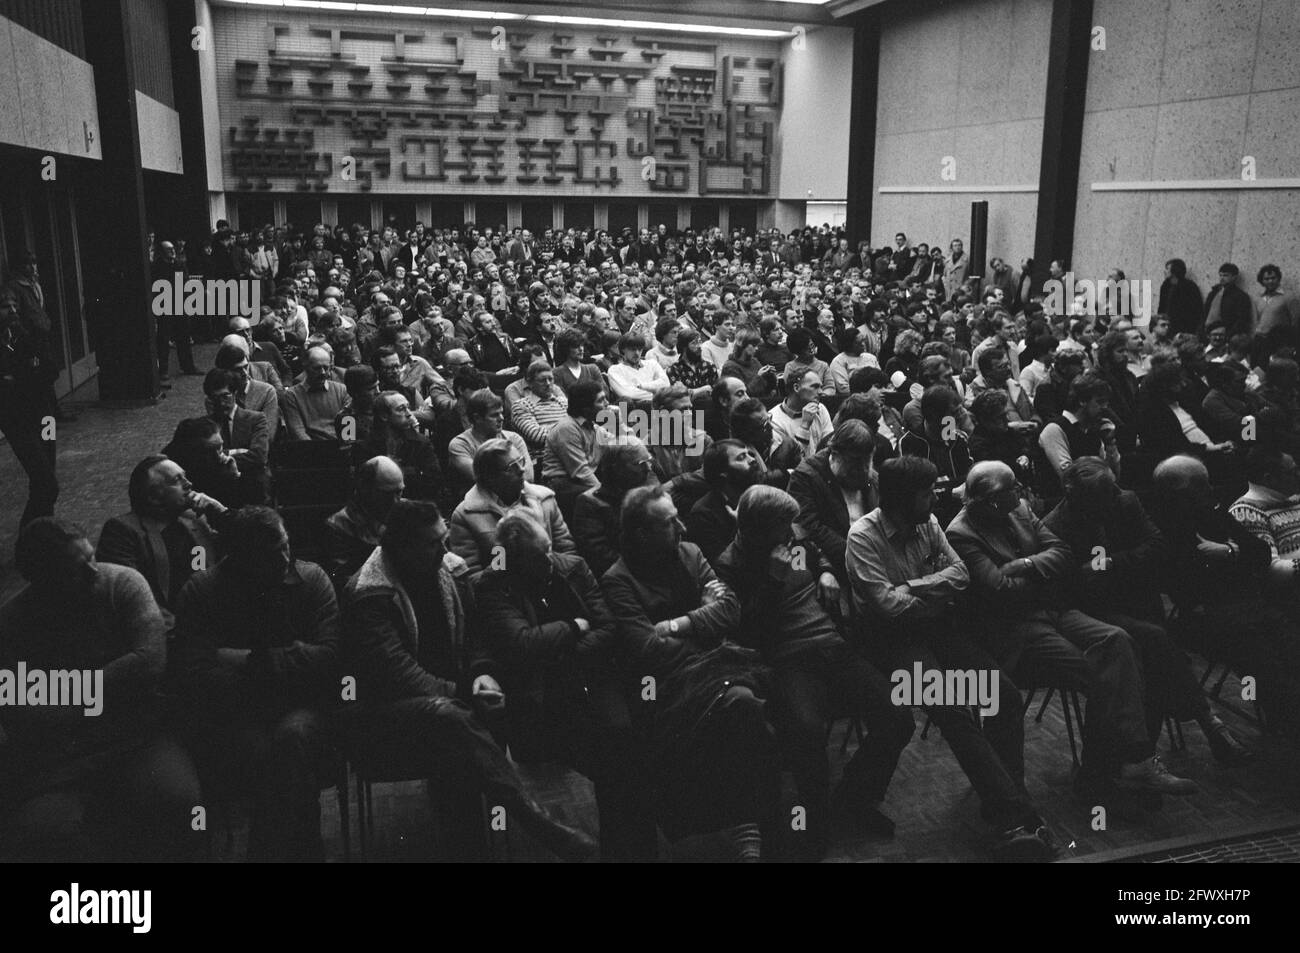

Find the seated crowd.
[{"left": 5, "top": 218, "right": 1299, "bottom": 862}]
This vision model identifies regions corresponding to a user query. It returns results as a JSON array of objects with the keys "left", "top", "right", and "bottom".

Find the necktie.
[
  {"left": 220, "top": 416, "right": 233, "bottom": 448},
  {"left": 147, "top": 525, "right": 171, "bottom": 606}
]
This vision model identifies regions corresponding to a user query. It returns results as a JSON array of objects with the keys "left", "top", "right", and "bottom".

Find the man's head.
[
  {"left": 463, "top": 388, "right": 503, "bottom": 436},
  {"left": 1152, "top": 454, "right": 1213, "bottom": 514},
  {"left": 567, "top": 380, "right": 607, "bottom": 421},
  {"left": 977, "top": 346, "right": 1012, "bottom": 387},
  {"left": 202, "top": 368, "right": 240, "bottom": 418},
  {"left": 129, "top": 454, "right": 193, "bottom": 520},
  {"left": 525, "top": 360, "right": 555, "bottom": 400},
  {"left": 473, "top": 437, "right": 528, "bottom": 505},
  {"left": 1258, "top": 264, "right": 1283, "bottom": 293},
  {"left": 827, "top": 420, "right": 876, "bottom": 490},
  {"left": 304, "top": 346, "right": 334, "bottom": 386},
  {"left": 1061, "top": 456, "right": 1121, "bottom": 514},
  {"left": 711, "top": 376, "right": 748, "bottom": 417},
  {"left": 1245, "top": 446, "right": 1300, "bottom": 498},
  {"left": 620, "top": 484, "right": 682, "bottom": 561},
  {"left": 223, "top": 506, "right": 292, "bottom": 587},
  {"left": 494, "top": 511, "right": 553, "bottom": 588},
  {"left": 595, "top": 441, "right": 657, "bottom": 494},
  {"left": 878, "top": 455, "right": 940, "bottom": 525},
  {"left": 964, "top": 461, "right": 1019, "bottom": 521},
  {"left": 355, "top": 455, "right": 405, "bottom": 522},
  {"left": 701, "top": 438, "right": 761, "bottom": 496},
  {"left": 380, "top": 499, "right": 449, "bottom": 582},
  {"left": 1065, "top": 372, "right": 1112, "bottom": 423},
  {"left": 730, "top": 397, "right": 772, "bottom": 449},
  {"left": 374, "top": 345, "right": 402, "bottom": 390},
  {"left": 14, "top": 518, "right": 98, "bottom": 602},
  {"left": 215, "top": 343, "right": 253, "bottom": 393},
  {"left": 734, "top": 484, "right": 799, "bottom": 555},
  {"left": 374, "top": 392, "right": 416, "bottom": 433}
]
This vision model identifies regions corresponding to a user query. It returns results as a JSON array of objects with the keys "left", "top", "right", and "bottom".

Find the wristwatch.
[{"left": 668, "top": 618, "right": 680, "bottom": 634}]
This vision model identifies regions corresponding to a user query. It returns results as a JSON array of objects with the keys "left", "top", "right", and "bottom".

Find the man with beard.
[{"left": 685, "top": 439, "right": 762, "bottom": 565}]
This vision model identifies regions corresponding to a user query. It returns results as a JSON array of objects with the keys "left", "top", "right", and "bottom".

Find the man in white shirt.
[
  {"left": 769, "top": 368, "right": 832, "bottom": 458},
  {"left": 1018, "top": 334, "right": 1056, "bottom": 403},
  {"left": 607, "top": 332, "right": 671, "bottom": 404},
  {"left": 700, "top": 313, "right": 736, "bottom": 369}
]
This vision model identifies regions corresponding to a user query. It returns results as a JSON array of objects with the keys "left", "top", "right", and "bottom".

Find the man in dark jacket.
[
  {"left": 685, "top": 438, "right": 761, "bottom": 565},
  {"left": 601, "top": 484, "right": 780, "bottom": 859},
  {"left": 715, "top": 486, "right": 912, "bottom": 859},
  {"left": 475, "top": 512, "right": 651, "bottom": 860},
  {"left": 0, "top": 519, "right": 201, "bottom": 860},
  {"left": 172, "top": 507, "right": 340, "bottom": 860},
  {"left": 1203, "top": 263, "right": 1254, "bottom": 339},
  {"left": 338, "top": 500, "right": 595, "bottom": 861},
  {"left": 1044, "top": 457, "right": 1248, "bottom": 761},
  {"left": 947, "top": 462, "right": 1197, "bottom": 798},
  {"left": 1149, "top": 455, "right": 1300, "bottom": 739},
  {"left": 788, "top": 420, "right": 879, "bottom": 590},
  {"left": 97, "top": 454, "right": 229, "bottom": 628}
]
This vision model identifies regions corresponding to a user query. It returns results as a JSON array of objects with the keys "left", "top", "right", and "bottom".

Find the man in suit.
[
  {"left": 203, "top": 368, "right": 270, "bottom": 504},
  {"left": 96, "top": 454, "right": 229, "bottom": 627},
  {"left": 216, "top": 343, "right": 280, "bottom": 439},
  {"left": 505, "top": 229, "right": 536, "bottom": 266}
]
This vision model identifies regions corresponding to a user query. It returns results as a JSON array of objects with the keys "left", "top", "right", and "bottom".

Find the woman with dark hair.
[
  {"left": 162, "top": 417, "right": 242, "bottom": 509},
  {"left": 551, "top": 327, "right": 605, "bottom": 397},
  {"left": 667, "top": 327, "right": 717, "bottom": 399}
]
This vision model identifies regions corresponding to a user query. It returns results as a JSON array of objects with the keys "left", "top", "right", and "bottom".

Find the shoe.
[
  {"left": 1118, "top": 756, "right": 1198, "bottom": 795},
  {"left": 992, "top": 825, "right": 1056, "bottom": 861},
  {"left": 159, "top": 372, "right": 171, "bottom": 382},
  {"left": 53, "top": 409, "right": 77, "bottom": 423},
  {"left": 505, "top": 794, "right": 598, "bottom": 862},
  {"left": 1204, "top": 718, "right": 1251, "bottom": 763},
  {"left": 180, "top": 367, "right": 203, "bottom": 376},
  {"left": 159, "top": 380, "right": 173, "bottom": 390}
]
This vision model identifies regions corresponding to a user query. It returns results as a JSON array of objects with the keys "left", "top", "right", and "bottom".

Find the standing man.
[
  {"left": 0, "top": 287, "right": 58, "bottom": 526},
  {"left": 151, "top": 241, "right": 199, "bottom": 381},
  {"left": 3, "top": 252, "right": 74, "bottom": 422}
]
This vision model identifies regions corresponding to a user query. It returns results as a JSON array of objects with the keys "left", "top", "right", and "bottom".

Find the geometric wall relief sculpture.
[{"left": 215, "top": 9, "right": 782, "bottom": 196}]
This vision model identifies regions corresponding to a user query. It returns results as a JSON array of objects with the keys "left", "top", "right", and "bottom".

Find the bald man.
[
  {"left": 228, "top": 315, "right": 289, "bottom": 381},
  {"left": 281, "top": 347, "right": 348, "bottom": 441},
  {"left": 1149, "top": 454, "right": 1300, "bottom": 738},
  {"left": 324, "top": 455, "right": 404, "bottom": 589},
  {"left": 947, "top": 461, "right": 1197, "bottom": 798}
]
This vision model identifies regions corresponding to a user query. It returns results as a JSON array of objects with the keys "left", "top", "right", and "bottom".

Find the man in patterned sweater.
[{"left": 1228, "top": 446, "right": 1300, "bottom": 612}]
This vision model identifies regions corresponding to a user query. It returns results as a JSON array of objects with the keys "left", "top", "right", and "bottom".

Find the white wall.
[
  {"left": 136, "top": 91, "right": 183, "bottom": 173},
  {"left": 777, "top": 26, "right": 853, "bottom": 201},
  {"left": 196, "top": 0, "right": 223, "bottom": 192},
  {"left": 1072, "top": 0, "right": 1300, "bottom": 296},
  {"left": 871, "top": 0, "right": 1050, "bottom": 261},
  {"left": 0, "top": 14, "right": 101, "bottom": 160}
]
